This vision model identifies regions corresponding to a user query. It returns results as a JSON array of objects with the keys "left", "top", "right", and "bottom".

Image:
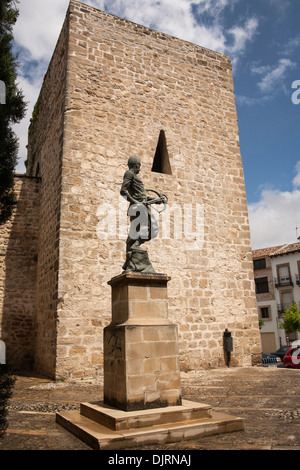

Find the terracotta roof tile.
[
  {"left": 252, "top": 242, "right": 300, "bottom": 259},
  {"left": 269, "top": 242, "right": 300, "bottom": 257},
  {"left": 252, "top": 245, "right": 284, "bottom": 259}
]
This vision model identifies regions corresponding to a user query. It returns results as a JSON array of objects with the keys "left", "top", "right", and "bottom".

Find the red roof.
[
  {"left": 252, "top": 245, "right": 285, "bottom": 259},
  {"left": 269, "top": 242, "right": 300, "bottom": 257},
  {"left": 252, "top": 242, "right": 300, "bottom": 259}
]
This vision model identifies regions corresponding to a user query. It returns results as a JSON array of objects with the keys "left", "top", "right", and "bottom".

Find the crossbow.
[{"left": 145, "top": 189, "right": 168, "bottom": 213}]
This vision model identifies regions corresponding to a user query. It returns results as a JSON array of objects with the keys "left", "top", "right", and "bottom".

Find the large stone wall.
[
  {"left": 26, "top": 12, "right": 70, "bottom": 377},
  {"left": 0, "top": 176, "right": 40, "bottom": 369},
  {"left": 22, "top": 0, "right": 261, "bottom": 378}
]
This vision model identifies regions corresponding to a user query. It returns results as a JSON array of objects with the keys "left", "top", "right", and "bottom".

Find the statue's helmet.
[{"left": 128, "top": 156, "right": 140, "bottom": 168}]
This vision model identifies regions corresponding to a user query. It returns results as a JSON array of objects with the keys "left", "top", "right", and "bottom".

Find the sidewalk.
[{"left": 0, "top": 366, "right": 300, "bottom": 451}]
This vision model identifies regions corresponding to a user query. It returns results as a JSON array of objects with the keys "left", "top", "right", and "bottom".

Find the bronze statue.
[{"left": 120, "top": 156, "right": 167, "bottom": 272}]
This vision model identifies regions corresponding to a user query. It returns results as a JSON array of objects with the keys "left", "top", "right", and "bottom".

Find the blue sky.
[{"left": 11, "top": 0, "right": 300, "bottom": 249}]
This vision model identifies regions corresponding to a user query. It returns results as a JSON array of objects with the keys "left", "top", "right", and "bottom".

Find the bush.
[{"left": 0, "top": 364, "right": 16, "bottom": 438}]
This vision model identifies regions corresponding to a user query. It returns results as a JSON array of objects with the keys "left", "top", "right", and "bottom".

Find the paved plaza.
[{"left": 0, "top": 366, "right": 299, "bottom": 451}]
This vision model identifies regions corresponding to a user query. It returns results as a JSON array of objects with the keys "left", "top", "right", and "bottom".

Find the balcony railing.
[
  {"left": 274, "top": 277, "right": 294, "bottom": 288},
  {"left": 277, "top": 304, "right": 288, "bottom": 316},
  {"left": 277, "top": 301, "right": 300, "bottom": 316}
]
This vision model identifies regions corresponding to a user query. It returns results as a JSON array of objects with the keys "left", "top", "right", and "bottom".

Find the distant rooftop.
[
  {"left": 252, "top": 242, "right": 300, "bottom": 259},
  {"left": 269, "top": 242, "right": 300, "bottom": 257}
]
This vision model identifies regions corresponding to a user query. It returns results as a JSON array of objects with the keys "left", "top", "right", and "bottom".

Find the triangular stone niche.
[{"left": 151, "top": 130, "right": 172, "bottom": 175}]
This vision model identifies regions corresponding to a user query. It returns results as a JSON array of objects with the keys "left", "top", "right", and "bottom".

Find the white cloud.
[
  {"left": 14, "top": 0, "right": 69, "bottom": 62},
  {"left": 14, "top": 71, "right": 44, "bottom": 173},
  {"left": 92, "top": 0, "right": 224, "bottom": 52},
  {"left": 195, "top": 0, "right": 231, "bottom": 15},
  {"left": 90, "top": 0, "right": 257, "bottom": 59},
  {"left": 293, "top": 162, "right": 300, "bottom": 188},
  {"left": 12, "top": 0, "right": 70, "bottom": 172},
  {"left": 281, "top": 36, "right": 300, "bottom": 56},
  {"left": 228, "top": 18, "right": 258, "bottom": 57},
  {"left": 252, "top": 58, "right": 296, "bottom": 93},
  {"left": 248, "top": 161, "right": 300, "bottom": 249},
  {"left": 235, "top": 94, "right": 270, "bottom": 106},
  {"left": 226, "top": 17, "right": 258, "bottom": 71},
  {"left": 237, "top": 57, "right": 296, "bottom": 106}
]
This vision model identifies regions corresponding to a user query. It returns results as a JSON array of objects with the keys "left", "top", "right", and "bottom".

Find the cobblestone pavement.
[{"left": 0, "top": 366, "right": 300, "bottom": 451}]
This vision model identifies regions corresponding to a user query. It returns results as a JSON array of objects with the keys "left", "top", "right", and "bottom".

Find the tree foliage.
[
  {"left": 0, "top": 0, "right": 26, "bottom": 224},
  {"left": 279, "top": 302, "right": 300, "bottom": 335}
]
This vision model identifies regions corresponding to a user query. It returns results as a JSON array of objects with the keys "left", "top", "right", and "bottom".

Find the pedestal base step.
[{"left": 56, "top": 399, "right": 244, "bottom": 450}]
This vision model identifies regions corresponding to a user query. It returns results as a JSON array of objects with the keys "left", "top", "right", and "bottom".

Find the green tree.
[
  {"left": 279, "top": 302, "right": 300, "bottom": 335},
  {"left": 0, "top": 0, "right": 26, "bottom": 224}
]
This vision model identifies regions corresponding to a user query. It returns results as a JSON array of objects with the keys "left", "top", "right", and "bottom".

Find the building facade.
[
  {"left": 0, "top": 1, "right": 261, "bottom": 379},
  {"left": 253, "top": 242, "right": 300, "bottom": 353}
]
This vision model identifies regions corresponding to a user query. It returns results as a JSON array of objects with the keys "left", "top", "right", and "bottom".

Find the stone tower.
[{"left": 0, "top": 0, "right": 261, "bottom": 378}]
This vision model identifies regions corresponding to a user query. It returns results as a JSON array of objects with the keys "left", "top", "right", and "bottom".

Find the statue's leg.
[
  {"left": 126, "top": 236, "right": 141, "bottom": 252},
  {"left": 122, "top": 212, "right": 155, "bottom": 272}
]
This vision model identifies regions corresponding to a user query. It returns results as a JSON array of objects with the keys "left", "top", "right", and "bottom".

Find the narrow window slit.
[{"left": 151, "top": 130, "right": 172, "bottom": 175}]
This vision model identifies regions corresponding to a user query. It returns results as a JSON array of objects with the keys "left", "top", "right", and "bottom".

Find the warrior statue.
[{"left": 120, "top": 156, "right": 167, "bottom": 273}]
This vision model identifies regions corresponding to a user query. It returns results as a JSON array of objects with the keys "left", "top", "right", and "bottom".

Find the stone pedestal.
[
  {"left": 56, "top": 271, "right": 244, "bottom": 449},
  {"left": 104, "top": 272, "right": 181, "bottom": 411}
]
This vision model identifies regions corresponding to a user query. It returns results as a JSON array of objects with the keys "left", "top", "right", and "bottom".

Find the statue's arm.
[
  {"left": 120, "top": 171, "right": 139, "bottom": 205},
  {"left": 145, "top": 190, "right": 168, "bottom": 205},
  {"left": 146, "top": 196, "right": 159, "bottom": 204}
]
